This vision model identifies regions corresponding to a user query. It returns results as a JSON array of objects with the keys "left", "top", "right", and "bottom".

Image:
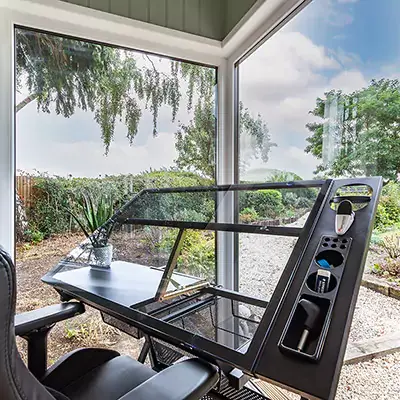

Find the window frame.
[
  {"left": 0, "top": 0, "right": 308, "bottom": 279},
  {"left": 231, "top": 0, "right": 313, "bottom": 290}
]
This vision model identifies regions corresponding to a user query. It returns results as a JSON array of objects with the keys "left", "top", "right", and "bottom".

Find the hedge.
[{"left": 21, "top": 170, "right": 212, "bottom": 239}]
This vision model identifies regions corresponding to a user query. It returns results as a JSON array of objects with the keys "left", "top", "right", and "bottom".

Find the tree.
[
  {"left": 16, "top": 29, "right": 272, "bottom": 177},
  {"left": 174, "top": 100, "right": 276, "bottom": 178},
  {"left": 305, "top": 79, "right": 400, "bottom": 181},
  {"left": 16, "top": 29, "right": 213, "bottom": 154}
]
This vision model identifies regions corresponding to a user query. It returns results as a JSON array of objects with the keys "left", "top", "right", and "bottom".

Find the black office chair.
[{"left": 0, "top": 246, "right": 218, "bottom": 400}]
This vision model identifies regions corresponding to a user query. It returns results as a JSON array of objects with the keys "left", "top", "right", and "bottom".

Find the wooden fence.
[{"left": 16, "top": 175, "right": 34, "bottom": 207}]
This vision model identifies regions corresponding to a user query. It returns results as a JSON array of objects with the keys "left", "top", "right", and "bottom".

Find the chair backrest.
[{"left": 0, "top": 246, "right": 55, "bottom": 400}]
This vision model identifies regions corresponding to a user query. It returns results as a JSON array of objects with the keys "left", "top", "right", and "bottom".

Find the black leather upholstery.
[
  {"left": 120, "top": 358, "right": 219, "bottom": 400},
  {"left": 0, "top": 247, "right": 55, "bottom": 400},
  {"left": 0, "top": 246, "right": 219, "bottom": 400},
  {"left": 41, "top": 348, "right": 121, "bottom": 391},
  {"left": 56, "top": 354, "right": 156, "bottom": 400},
  {"left": 15, "top": 303, "right": 85, "bottom": 337}
]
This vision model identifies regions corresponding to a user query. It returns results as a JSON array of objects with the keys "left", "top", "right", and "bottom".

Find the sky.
[
  {"left": 16, "top": 0, "right": 400, "bottom": 180},
  {"left": 239, "top": 0, "right": 400, "bottom": 180}
]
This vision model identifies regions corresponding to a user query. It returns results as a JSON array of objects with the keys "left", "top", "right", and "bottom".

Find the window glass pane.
[
  {"left": 239, "top": 0, "right": 400, "bottom": 182},
  {"left": 237, "top": 0, "right": 400, "bottom": 377},
  {"left": 15, "top": 28, "right": 217, "bottom": 309}
]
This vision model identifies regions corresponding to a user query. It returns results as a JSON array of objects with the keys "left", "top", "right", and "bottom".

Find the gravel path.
[
  {"left": 238, "top": 225, "right": 400, "bottom": 400},
  {"left": 337, "top": 353, "right": 400, "bottom": 400},
  {"left": 349, "top": 287, "right": 400, "bottom": 342},
  {"left": 239, "top": 233, "right": 400, "bottom": 342}
]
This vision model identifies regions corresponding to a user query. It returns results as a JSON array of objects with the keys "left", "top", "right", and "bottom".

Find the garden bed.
[{"left": 16, "top": 233, "right": 143, "bottom": 365}]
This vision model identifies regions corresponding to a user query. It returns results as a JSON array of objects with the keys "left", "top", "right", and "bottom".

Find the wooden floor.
[{"left": 249, "top": 380, "right": 292, "bottom": 400}]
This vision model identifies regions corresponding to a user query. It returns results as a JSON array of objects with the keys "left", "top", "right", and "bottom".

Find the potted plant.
[{"left": 68, "top": 193, "right": 115, "bottom": 268}]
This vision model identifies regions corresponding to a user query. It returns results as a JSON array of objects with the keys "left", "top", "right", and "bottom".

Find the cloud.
[
  {"left": 239, "top": 26, "right": 369, "bottom": 179},
  {"left": 17, "top": 126, "right": 178, "bottom": 178},
  {"left": 245, "top": 147, "right": 318, "bottom": 180},
  {"left": 337, "top": 0, "right": 358, "bottom": 3},
  {"left": 379, "top": 63, "right": 400, "bottom": 80},
  {"left": 329, "top": 70, "right": 367, "bottom": 92},
  {"left": 240, "top": 31, "right": 348, "bottom": 135}
]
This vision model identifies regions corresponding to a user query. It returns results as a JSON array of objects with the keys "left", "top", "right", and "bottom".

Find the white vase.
[{"left": 91, "top": 244, "right": 113, "bottom": 268}]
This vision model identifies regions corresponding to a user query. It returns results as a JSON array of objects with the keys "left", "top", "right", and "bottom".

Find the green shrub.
[
  {"left": 20, "top": 170, "right": 212, "bottom": 240},
  {"left": 239, "top": 207, "right": 259, "bottom": 223},
  {"left": 375, "top": 182, "right": 400, "bottom": 230},
  {"left": 375, "top": 203, "right": 390, "bottom": 231},
  {"left": 372, "top": 259, "right": 400, "bottom": 277},
  {"left": 245, "top": 189, "right": 284, "bottom": 218},
  {"left": 380, "top": 233, "right": 400, "bottom": 259},
  {"left": 372, "top": 232, "right": 400, "bottom": 278},
  {"left": 178, "top": 230, "right": 215, "bottom": 282},
  {"left": 281, "top": 192, "right": 298, "bottom": 208},
  {"left": 158, "top": 229, "right": 215, "bottom": 282},
  {"left": 24, "top": 229, "right": 44, "bottom": 244}
]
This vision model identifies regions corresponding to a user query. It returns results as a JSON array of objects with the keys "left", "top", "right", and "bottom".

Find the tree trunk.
[
  {"left": 15, "top": 193, "right": 28, "bottom": 242},
  {"left": 16, "top": 93, "right": 38, "bottom": 112}
]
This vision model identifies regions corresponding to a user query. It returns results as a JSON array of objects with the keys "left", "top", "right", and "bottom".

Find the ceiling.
[{"left": 60, "top": 0, "right": 258, "bottom": 41}]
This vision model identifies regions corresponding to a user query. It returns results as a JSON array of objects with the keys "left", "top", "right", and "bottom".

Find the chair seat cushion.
[{"left": 59, "top": 355, "right": 156, "bottom": 400}]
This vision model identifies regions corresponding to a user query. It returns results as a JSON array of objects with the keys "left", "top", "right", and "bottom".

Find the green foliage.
[
  {"left": 305, "top": 79, "right": 400, "bottom": 180},
  {"left": 22, "top": 170, "right": 212, "bottom": 240},
  {"left": 78, "top": 194, "right": 114, "bottom": 233},
  {"left": 374, "top": 183, "right": 400, "bottom": 230},
  {"left": 65, "top": 327, "right": 79, "bottom": 340},
  {"left": 67, "top": 194, "right": 114, "bottom": 247},
  {"left": 373, "top": 232, "right": 400, "bottom": 278},
  {"left": 239, "top": 207, "right": 259, "bottom": 223},
  {"left": 159, "top": 230, "right": 215, "bottom": 281},
  {"left": 178, "top": 231, "right": 215, "bottom": 281},
  {"left": 244, "top": 190, "right": 284, "bottom": 219},
  {"left": 239, "top": 103, "right": 277, "bottom": 173},
  {"left": 268, "top": 171, "right": 303, "bottom": 182},
  {"left": 16, "top": 29, "right": 215, "bottom": 154},
  {"left": 175, "top": 100, "right": 275, "bottom": 178},
  {"left": 380, "top": 233, "right": 400, "bottom": 259},
  {"left": 24, "top": 229, "right": 44, "bottom": 245},
  {"left": 259, "top": 171, "right": 316, "bottom": 213},
  {"left": 175, "top": 99, "right": 216, "bottom": 178}
]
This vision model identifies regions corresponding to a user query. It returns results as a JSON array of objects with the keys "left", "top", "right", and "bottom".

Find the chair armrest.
[
  {"left": 15, "top": 302, "right": 85, "bottom": 336},
  {"left": 119, "top": 358, "right": 218, "bottom": 400}
]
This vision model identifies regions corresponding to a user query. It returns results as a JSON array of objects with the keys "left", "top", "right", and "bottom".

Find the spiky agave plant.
[{"left": 68, "top": 193, "right": 115, "bottom": 248}]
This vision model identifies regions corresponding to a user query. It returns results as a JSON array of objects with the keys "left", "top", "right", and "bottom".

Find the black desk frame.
[{"left": 42, "top": 178, "right": 382, "bottom": 400}]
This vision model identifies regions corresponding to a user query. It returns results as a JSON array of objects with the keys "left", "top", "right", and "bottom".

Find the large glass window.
[
  {"left": 237, "top": 1, "right": 400, "bottom": 397},
  {"left": 14, "top": 27, "right": 216, "bottom": 358},
  {"left": 237, "top": 0, "right": 400, "bottom": 288}
]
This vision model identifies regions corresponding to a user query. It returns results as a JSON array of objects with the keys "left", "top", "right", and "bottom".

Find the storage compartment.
[
  {"left": 307, "top": 272, "right": 337, "bottom": 293},
  {"left": 315, "top": 248, "right": 344, "bottom": 266},
  {"left": 102, "top": 312, "right": 143, "bottom": 339},
  {"left": 281, "top": 295, "right": 331, "bottom": 358},
  {"left": 278, "top": 235, "right": 353, "bottom": 361}
]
